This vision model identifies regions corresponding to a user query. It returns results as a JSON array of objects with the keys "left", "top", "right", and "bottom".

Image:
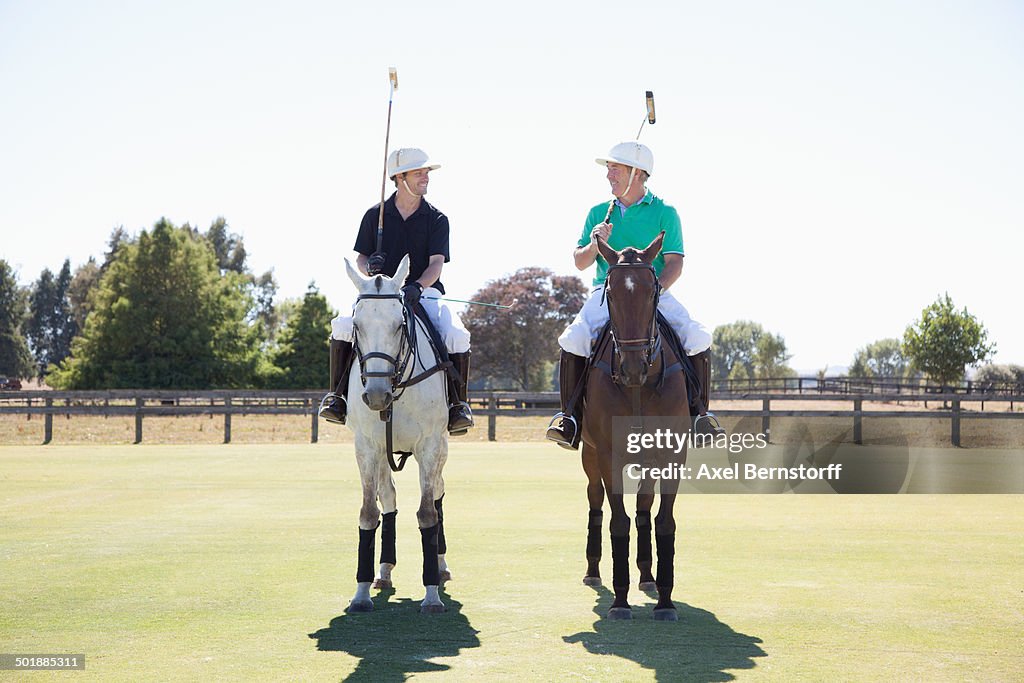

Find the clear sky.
[{"left": 2, "top": 0, "right": 1022, "bottom": 372}]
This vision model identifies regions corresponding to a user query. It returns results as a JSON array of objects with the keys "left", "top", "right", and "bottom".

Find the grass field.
[{"left": 1, "top": 443, "right": 1022, "bottom": 681}]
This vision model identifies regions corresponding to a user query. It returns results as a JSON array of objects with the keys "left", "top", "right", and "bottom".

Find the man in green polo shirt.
[{"left": 546, "top": 141, "right": 721, "bottom": 449}]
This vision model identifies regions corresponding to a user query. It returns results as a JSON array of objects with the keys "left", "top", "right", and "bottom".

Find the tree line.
[{"left": 0, "top": 219, "right": 1005, "bottom": 391}]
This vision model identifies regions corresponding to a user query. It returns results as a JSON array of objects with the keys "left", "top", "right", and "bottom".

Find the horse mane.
[{"left": 617, "top": 247, "right": 646, "bottom": 265}]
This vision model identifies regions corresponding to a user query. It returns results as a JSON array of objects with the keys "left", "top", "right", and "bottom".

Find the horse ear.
[
  {"left": 393, "top": 255, "right": 411, "bottom": 288},
  {"left": 596, "top": 236, "right": 619, "bottom": 265},
  {"left": 640, "top": 231, "right": 665, "bottom": 264},
  {"left": 345, "top": 258, "right": 367, "bottom": 290}
]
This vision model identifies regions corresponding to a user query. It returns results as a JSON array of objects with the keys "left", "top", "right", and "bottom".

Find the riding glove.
[
  {"left": 402, "top": 282, "right": 423, "bottom": 307},
  {"left": 367, "top": 252, "right": 387, "bottom": 276}
]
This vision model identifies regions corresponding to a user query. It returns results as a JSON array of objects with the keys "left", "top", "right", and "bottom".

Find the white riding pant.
[
  {"left": 558, "top": 286, "right": 712, "bottom": 358},
  {"left": 331, "top": 286, "right": 472, "bottom": 354}
]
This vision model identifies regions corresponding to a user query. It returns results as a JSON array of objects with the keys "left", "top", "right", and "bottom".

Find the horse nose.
[{"left": 362, "top": 388, "right": 394, "bottom": 411}]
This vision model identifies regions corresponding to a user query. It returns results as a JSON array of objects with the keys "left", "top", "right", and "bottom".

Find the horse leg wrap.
[
  {"left": 434, "top": 496, "right": 447, "bottom": 555},
  {"left": 420, "top": 523, "right": 441, "bottom": 587},
  {"left": 379, "top": 511, "right": 397, "bottom": 566},
  {"left": 586, "top": 509, "right": 603, "bottom": 559},
  {"left": 610, "top": 534, "right": 631, "bottom": 590},
  {"left": 655, "top": 534, "right": 675, "bottom": 589},
  {"left": 357, "top": 525, "right": 378, "bottom": 583},
  {"left": 635, "top": 511, "right": 652, "bottom": 566}
]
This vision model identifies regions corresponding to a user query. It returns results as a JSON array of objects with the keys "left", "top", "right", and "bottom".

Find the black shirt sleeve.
[{"left": 429, "top": 213, "right": 451, "bottom": 263}]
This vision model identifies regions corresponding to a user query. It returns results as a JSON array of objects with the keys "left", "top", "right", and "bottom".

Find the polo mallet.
[
  {"left": 422, "top": 296, "right": 518, "bottom": 310},
  {"left": 602, "top": 90, "right": 656, "bottom": 223},
  {"left": 376, "top": 67, "right": 399, "bottom": 255}
]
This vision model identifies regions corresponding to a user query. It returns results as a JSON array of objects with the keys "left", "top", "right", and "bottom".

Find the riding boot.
[
  {"left": 546, "top": 351, "right": 588, "bottom": 450},
  {"left": 318, "top": 339, "right": 353, "bottom": 425},
  {"left": 689, "top": 350, "right": 725, "bottom": 441},
  {"left": 447, "top": 351, "right": 474, "bottom": 436}
]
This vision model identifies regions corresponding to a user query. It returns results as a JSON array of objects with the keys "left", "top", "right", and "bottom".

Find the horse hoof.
[
  {"left": 439, "top": 570, "right": 452, "bottom": 583},
  {"left": 420, "top": 602, "right": 447, "bottom": 614},
  {"left": 582, "top": 576, "right": 602, "bottom": 587},
  {"left": 638, "top": 581, "right": 657, "bottom": 592},
  {"left": 371, "top": 578, "right": 392, "bottom": 590},
  {"left": 345, "top": 599, "right": 374, "bottom": 613},
  {"left": 653, "top": 608, "right": 678, "bottom": 621},
  {"left": 607, "top": 607, "right": 633, "bottom": 620}
]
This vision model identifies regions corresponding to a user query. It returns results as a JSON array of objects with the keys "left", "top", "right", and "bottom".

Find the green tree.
[
  {"left": 973, "top": 364, "right": 1024, "bottom": 389},
  {"left": 68, "top": 257, "right": 101, "bottom": 333},
  {"left": 462, "top": 268, "right": 587, "bottom": 390},
  {"left": 0, "top": 260, "right": 35, "bottom": 380},
  {"left": 712, "top": 320, "right": 794, "bottom": 381},
  {"left": 268, "top": 283, "right": 334, "bottom": 388},
  {"left": 26, "top": 259, "right": 76, "bottom": 380},
  {"left": 848, "top": 338, "right": 909, "bottom": 379},
  {"left": 902, "top": 293, "right": 995, "bottom": 387},
  {"left": 48, "top": 218, "right": 259, "bottom": 389}
]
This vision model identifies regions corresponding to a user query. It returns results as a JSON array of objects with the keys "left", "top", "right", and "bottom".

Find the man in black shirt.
[{"left": 320, "top": 148, "right": 474, "bottom": 435}]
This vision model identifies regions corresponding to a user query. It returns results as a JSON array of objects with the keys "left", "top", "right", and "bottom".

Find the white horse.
[{"left": 343, "top": 255, "right": 451, "bottom": 614}]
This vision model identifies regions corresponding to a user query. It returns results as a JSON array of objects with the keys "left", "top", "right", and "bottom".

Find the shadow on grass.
[
  {"left": 564, "top": 586, "right": 766, "bottom": 682},
  {"left": 309, "top": 587, "right": 480, "bottom": 682}
]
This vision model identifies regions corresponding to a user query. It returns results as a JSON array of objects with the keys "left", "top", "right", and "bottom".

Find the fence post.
[
  {"left": 951, "top": 399, "right": 961, "bottom": 447},
  {"left": 762, "top": 398, "right": 771, "bottom": 440},
  {"left": 224, "top": 397, "right": 232, "bottom": 444},
  {"left": 44, "top": 397, "right": 53, "bottom": 444},
  {"left": 488, "top": 394, "right": 497, "bottom": 442},
  {"left": 134, "top": 397, "right": 143, "bottom": 444},
  {"left": 310, "top": 401, "right": 319, "bottom": 443},
  {"left": 853, "top": 398, "right": 862, "bottom": 445}
]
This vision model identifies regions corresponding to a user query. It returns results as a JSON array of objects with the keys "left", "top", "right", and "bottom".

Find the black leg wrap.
[
  {"left": 611, "top": 534, "right": 631, "bottom": 590},
  {"left": 379, "top": 511, "right": 397, "bottom": 566},
  {"left": 357, "top": 526, "right": 377, "bottom": 583},
  {"left": 434, "top": 496, "right": 447, "bottom": 555},
  {"left": 655, "top": 534, "right": 675, "bottom": 589},
  {"left": 586, "top": 509, "right": 603, "bottom": 558},
  {"left": 635, "top": 511, "right": 652, "bottom": 564},
  {"left": 420, "top": 523, "right": 441, "bottom": 587}
]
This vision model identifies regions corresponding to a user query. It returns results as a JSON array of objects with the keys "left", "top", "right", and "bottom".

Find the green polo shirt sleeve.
[{"left": 660, "top": 202, "right": 684, "bottom": 256}]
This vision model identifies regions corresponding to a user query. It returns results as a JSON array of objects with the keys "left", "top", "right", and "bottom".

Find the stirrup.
[
  {"left": 448, "top": 401, "right": 474, "bottom": 436},
  {"left": 692, "top": 412, "right": 725, "bottom": 444},
  {"left": 545, "top": 413, "right": 579, "bottom": 450},
  {"left": 318, "top": 392, "right": 347, "bottom": 425}
]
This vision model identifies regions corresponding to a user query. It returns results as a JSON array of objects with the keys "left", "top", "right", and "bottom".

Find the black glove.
[
  {"left": 401, "top": 282, "right": 423, "bottom": 307},
  {"left": 367, "top": 252, "right": 387, "bottom": 276}
]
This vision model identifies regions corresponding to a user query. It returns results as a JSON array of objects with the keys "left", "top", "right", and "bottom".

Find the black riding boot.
[
  {"left": 319, "top": 339, "right": 353, "bottom": 425},
  {"left": 546, "top": 351, "right": 587, "bottom": 450},
  {"left": 689, "top": 350, "right": 725, "bottom": 441},
  {"left": 447, "top": 351, "right": 474, "bottom": 435}
]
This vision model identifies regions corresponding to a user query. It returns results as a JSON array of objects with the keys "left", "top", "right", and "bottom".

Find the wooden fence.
[{"left": 2, "top": 390, "right": 1023, "bottom": 447}]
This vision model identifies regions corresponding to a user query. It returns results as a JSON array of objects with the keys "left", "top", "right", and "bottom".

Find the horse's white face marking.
[{"left": 624, "top": 275, "right": 635, "bottom": 292}]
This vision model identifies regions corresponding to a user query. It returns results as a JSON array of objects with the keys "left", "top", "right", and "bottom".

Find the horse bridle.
[
  {"left": 603, "top": 261, "right": 662, "bottom": 372},
  {"left": 351, "top": 293, "right": 414, "bottom": 398}
]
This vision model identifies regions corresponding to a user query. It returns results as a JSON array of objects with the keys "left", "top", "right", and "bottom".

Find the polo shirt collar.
[
  {"left": 384, "top": 191, "right": 430, "bottom": 218},
  {"left": 614, "top": 189, "right": 654, "bottom": 212}
]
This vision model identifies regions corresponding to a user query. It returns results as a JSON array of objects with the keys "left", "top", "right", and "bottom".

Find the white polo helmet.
[
  {"left": 595, "top": 141, "right": 654, "bottom": 175},
  {"left": 387, "top": 148, "right": 440, "bottom": 179}
]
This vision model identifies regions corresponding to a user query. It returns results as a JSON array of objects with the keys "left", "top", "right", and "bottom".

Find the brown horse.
[{"left": 581, "top": 232, "right": 690, "bottom": 620}]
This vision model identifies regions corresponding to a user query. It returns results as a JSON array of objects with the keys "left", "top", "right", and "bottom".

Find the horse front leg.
[
  {"left": 653, "top": 494, "right": 679, "bottom": 621},
  {"left": 373, "top": 459, "right": 398, "bottom": 590},
  {"left": 607, "top": 492, "right": 633, "bottom": 619},
  {"left": 435, "top": 488, "right": 451, "bottom": 583},
  {"left": 582, "top": 442, "right": 604, "bottom": 586},
  {"left": 416, "top": 437, "right": 447, "bottom": 614},
  {"left": 347, "top": 443, "right": 381, "bottom": 613}
]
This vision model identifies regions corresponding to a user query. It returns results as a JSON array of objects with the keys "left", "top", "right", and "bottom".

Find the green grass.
[{"left": 1, "top": 443, "right": 1022, "bottom": 681}]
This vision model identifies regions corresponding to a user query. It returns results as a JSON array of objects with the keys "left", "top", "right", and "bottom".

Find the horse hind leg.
[
  {"left": 372, "top": 510, "right": 397, "bottom": 589},
  {"left": 607, "top": 496, "right": 633, "bottom": 619},
  {"left": 635, "top": 508, "right": 656, "bottom": 592}
]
